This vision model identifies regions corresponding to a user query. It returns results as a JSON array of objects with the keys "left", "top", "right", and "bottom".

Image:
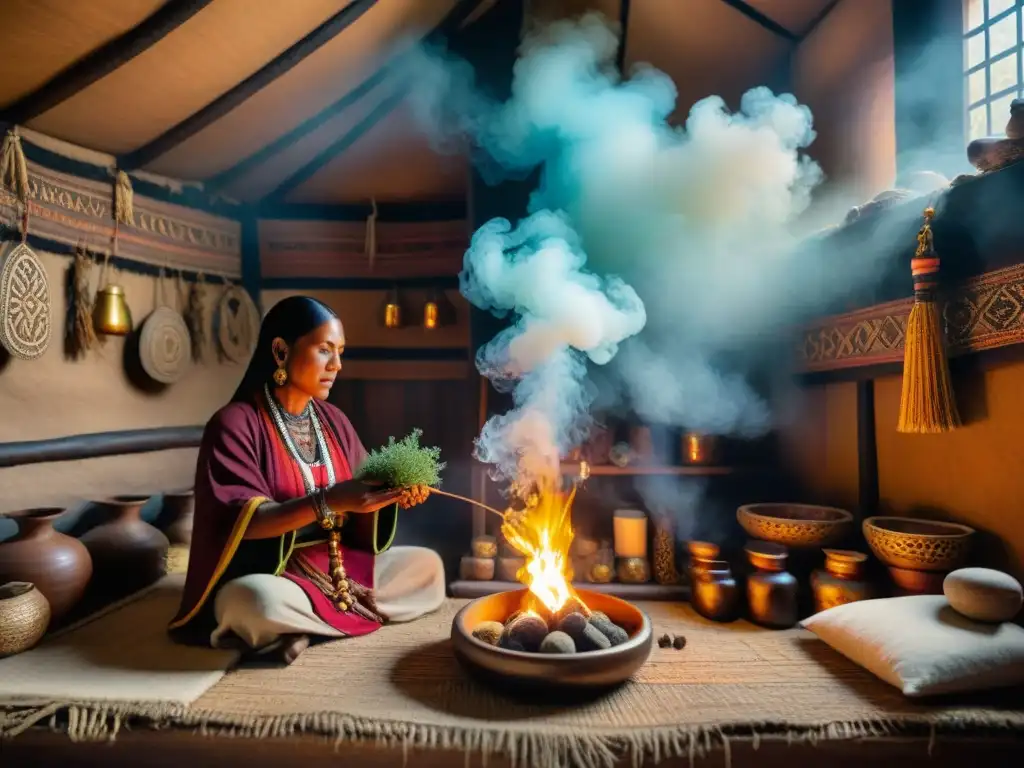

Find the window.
[{"left": 965, "top": 0, "right": 1024, "bottom": 139}]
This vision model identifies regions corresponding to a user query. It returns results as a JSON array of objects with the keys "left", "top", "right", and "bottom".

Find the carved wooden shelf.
[
  {"left": 559, "top": 462, "right": 742, "bottom": 477},
  {"left": 449, "top": 579, "right": 690, "bottom": 601}
]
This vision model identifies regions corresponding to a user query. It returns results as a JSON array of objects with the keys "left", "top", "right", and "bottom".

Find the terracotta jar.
[
  {"left": 161, "top": 488, "right": 195, "bottom": 546},
  {"left": 686, "top": 540, "right": 720, "bottom": 583},
  {"left": 0, "top": 507, "right": 93, "bottom": 620},
  {"left": 80, "top": 495, "right": 169, "bottom": 595},
  {"left": 811, "top": 549, "right": 871, "bottom": 613},
  {"left": 0, "top": 582, "right": 51, "bottom": 657},
  {"left": 691, "top": 560, "right": 740, "bottom": 622},
  {"left": 745, "top": 542, "right": 798, "bottom": 629}
]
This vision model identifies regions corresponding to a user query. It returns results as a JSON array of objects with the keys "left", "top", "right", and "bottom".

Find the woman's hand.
[
  {"left": 397, "top": 484, "right": 431, "bottom": 510},
  {"left": 325, "top": 479, "right": 403, "bottom": 514}
]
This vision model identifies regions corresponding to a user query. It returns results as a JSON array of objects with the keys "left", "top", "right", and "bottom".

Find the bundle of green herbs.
[{"left": 355, "top": 429, "right": 445, "bottom": 489}]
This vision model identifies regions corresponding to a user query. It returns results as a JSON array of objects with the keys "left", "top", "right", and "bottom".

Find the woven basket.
[{"left": 0, "top": 581, "right": 51, "bottom": 657}]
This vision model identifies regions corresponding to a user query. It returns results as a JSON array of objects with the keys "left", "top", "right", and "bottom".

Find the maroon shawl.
[{"left": 169, "top": 394, "right": 396, "bottom": 642}]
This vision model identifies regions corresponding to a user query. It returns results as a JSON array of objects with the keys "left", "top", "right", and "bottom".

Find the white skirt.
[{"left": 210, "top": 545, "right": 446, "bottom": 651}]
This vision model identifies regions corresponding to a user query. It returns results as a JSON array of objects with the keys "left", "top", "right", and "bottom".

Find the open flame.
[{"left": 500, "top": 477, "right": 580, "bottom": 616}]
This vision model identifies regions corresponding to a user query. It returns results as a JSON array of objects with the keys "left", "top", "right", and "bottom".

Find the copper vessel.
[
  {"left": 811, "top": 550, "right": 871, "bottom": 613},
  {"left": 92, "top": 284, "right": 133, "bottom": 336},
  {"left": 0, "top": 508, "right": 92, "bottom": 620},
  {"left": 745, "top": 542, "right": 798, "bottom": 629},
  {"left": 691, "top": 560, "right": 740, "bottom": 622},
  {"left": 451, "top": 587, "right": 652, "bottom": 693},
  {"left": 80, "top": 495, "right": 169, "bottom": 595}
]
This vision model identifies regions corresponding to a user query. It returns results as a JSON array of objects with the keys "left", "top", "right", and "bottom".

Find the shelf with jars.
[{"left": 451, "top": 416, "right": 780, "bottom": 601}]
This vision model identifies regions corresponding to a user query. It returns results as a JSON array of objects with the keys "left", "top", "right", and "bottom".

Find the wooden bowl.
[
  {"left": 863, "top": 516, "right": 975, "bottom": 572},
  {"left": 737, "top": 504, "right": 853, "bottom": 549},
  {"left": 451, "top": 588, "right": 653, "bottom": 694}
]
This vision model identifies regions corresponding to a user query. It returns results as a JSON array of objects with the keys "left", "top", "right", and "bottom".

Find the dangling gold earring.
[{"left": 273, "top": 366, "right": 287, "bottom": 386}]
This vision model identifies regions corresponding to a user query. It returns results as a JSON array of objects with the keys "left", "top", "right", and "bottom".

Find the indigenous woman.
[{"left": 169, "top": 296, "right": 445, "bottom": 663}]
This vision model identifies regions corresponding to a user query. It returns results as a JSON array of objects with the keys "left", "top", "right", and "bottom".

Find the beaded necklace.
[{"left": 263, "top": 385, "right": 353, "bottom": 612}]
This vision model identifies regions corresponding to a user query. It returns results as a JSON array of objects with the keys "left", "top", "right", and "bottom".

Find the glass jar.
[
  {"left": 745, "top": 542, "right": 798, "bottom": 629},
  {"left": 811, "top": 549, "right": 872, "bottom": 613},
  {"left": 652, "top": 515, "right": 679, "bottom": 585},
  {"left": 691, "top": 560, "right": 740, "bottom": 622}
]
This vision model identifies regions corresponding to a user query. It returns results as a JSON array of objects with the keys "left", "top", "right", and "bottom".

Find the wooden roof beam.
[
  {"left": 0, "top": 0, "right": 215, "bottom": 125},
  {"left": 716, "top": 0, "right": 798, "bottom": 43},
  {"left": 118, "top": 0, "right": 378, "bottom": 171},
  {"left": 254, "top": 0, "right": 489, "bottom": 203},
  {"left": 799, "top": 0, "right": 842, "bottom": 41}
]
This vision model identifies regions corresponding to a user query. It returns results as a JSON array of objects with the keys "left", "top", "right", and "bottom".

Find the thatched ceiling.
[{"left": 0, "top": 0, "right": 839, "bottom": 209}]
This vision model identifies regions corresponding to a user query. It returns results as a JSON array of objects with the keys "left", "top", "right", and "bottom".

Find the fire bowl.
[{"left": 451, "top": 588, "right": 653, "bottom": 695}]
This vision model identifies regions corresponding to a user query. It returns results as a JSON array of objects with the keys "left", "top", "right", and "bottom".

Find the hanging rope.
[
  {"left": 1, "top": 127, "right": 29, "bottom": 203},
  {"left": 71, "top": 243, "right": 98, "bottom": 357},
  {"left": 364, "top": 197, "right": 378, "bottom": 271},
  {"left": 184, "top": 270, "right": 208, "bottom": 362}
]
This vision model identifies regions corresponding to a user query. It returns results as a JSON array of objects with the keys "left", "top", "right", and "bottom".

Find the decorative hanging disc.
[
  {"left": 139, "top": 306, "right": 191, "bottom": 384},
  {"left": 0, "top": 241, "right": 52, "bottom": 361},
  {"left": 216, "top": 285, "right": 259, "bottom": 364}
]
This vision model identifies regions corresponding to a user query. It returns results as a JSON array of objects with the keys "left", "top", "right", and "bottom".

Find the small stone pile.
[{"left": 472, "top": 608, "right": 631, "bottom": 654}]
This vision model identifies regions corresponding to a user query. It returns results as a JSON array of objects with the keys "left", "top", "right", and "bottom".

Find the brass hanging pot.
[{"left": 93, "top": 283, "right": 132, "bottom": 336}]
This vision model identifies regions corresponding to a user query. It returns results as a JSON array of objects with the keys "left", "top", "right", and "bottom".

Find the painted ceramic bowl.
[
  {"left": 451, "top": 588, "right": 652, "bottom": 694},
  {"left": 737, "top": 504, "right": 853, "bottom": 549},
  {"left": 863, "top": 516, "right": 974, "bottom": 572}
]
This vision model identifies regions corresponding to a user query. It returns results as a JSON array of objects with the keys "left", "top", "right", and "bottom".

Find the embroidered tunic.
[{"left": 169, "top": 390, "right": 397, "bottom": 644}]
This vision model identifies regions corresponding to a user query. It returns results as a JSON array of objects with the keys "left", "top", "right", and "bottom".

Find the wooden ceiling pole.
[
  {"left": 264, "top": 85, "right": 408, "bottom": 204},
  {"left": 0, "top": 0, "right": 215, "bottom": 125},
  {"left": 799, "top": 0, "right": 842, "bottom": 41},
  {"left": 118, "top": 0, "right": 379, "bottom": 171},
  {"left": 715, "top": 0, "right": 798, "bottom": 42},
  {"left": 615, "top": 0, "right": 631, "bottom": 74},
  {"left": 248, "top": 0, "right": 487, "bottom": 201}
]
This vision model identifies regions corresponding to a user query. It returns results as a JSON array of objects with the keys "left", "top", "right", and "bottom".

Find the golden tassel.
[
  {"left": 1, "top": 127, "right": 29, "bottom": 202},
  {"left": 897, "top": 206, "right": 961, "bottom": 433},
  {"left": 114, "top": 170, "right": 134, "bottom": 225}
]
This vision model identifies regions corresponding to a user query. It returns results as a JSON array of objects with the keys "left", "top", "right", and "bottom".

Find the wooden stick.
[{"left": 428, "top": 488, "right": 506, "bottom": 519}]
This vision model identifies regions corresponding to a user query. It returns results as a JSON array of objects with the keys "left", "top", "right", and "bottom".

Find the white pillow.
[{"left": 801, "top": 595, "right": 1024, "bottom": 698}]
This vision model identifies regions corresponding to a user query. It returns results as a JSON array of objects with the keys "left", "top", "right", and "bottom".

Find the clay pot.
[
  {"left": 161, "top": 488, "right": 195, "bottom": 546},
  {"left": 0, "top": 507, "right": 93, "bottom": 620},
  {"left": 80, "top": 495, "right": 169, "bottom": 596},
  {"left": 0, "top": 582, "right": 51, "bottom": 657}
]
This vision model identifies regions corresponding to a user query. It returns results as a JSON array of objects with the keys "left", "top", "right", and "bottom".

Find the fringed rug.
[
  {"left": 0, "top": 575, "right": 237, "bottom": 706},
  {"left": 2, "top": 593, "right": 1022, "bottom": 768}
]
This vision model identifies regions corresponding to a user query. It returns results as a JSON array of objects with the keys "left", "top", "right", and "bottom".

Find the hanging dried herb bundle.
[
  {"left": 184, "top": 274, "right": 207, "bottom": 362},
  {"left": 355, "top": 429, "right": 445, "bottom": 489},
  {"left": 71, "top": 245, "right": 97, "bottom": 357}
]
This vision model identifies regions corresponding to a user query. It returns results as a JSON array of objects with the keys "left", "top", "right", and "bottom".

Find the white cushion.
[{"left": 801, "top": 595, "right": 1024, "bottom": 698}]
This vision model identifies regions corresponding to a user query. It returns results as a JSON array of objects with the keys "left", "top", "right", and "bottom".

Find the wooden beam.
[
  {"left": 799, "top": 0, "right": 841, "bottom": 41},
  {"left": 716, "top": 0, "right": 798, "bottom": 42},
  {"left": 266, "top": 85, "right": 408, "bottom": 203},
  {"left": 856, "top": 380, "right": 879, "bottom": 518},
  {"left": 210, "top": 0, "right": 486, "bottom": 194},
  {"left": 0, "top": 0, "right": 215, "bottom": 125},
  {"left": 258, "top": 200, "right": 467, "bottom": 221},
  {"left": 263, "top": 276, "right": 460, "bottom": 290},
  {"left": 118, "top": 0, "right": 378, "bottom": 170},
  {"left": 0, "top": 427, "right": 204, "bottom": 469},
  {"left": 615, "top": 0, "right": 631, "bottom": 74}
]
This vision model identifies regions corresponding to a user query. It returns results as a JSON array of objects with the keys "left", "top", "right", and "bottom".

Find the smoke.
[
  {"left": 462, "top": 210, "right": 646, "bottom": 482},
  {"left": 398, "top": 12, "right": 908, "bottom": 521}
]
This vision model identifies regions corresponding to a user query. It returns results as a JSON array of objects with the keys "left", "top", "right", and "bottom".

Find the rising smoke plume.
[{"left": 399, "top": 12, "right": 904, "bottom": 522}]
